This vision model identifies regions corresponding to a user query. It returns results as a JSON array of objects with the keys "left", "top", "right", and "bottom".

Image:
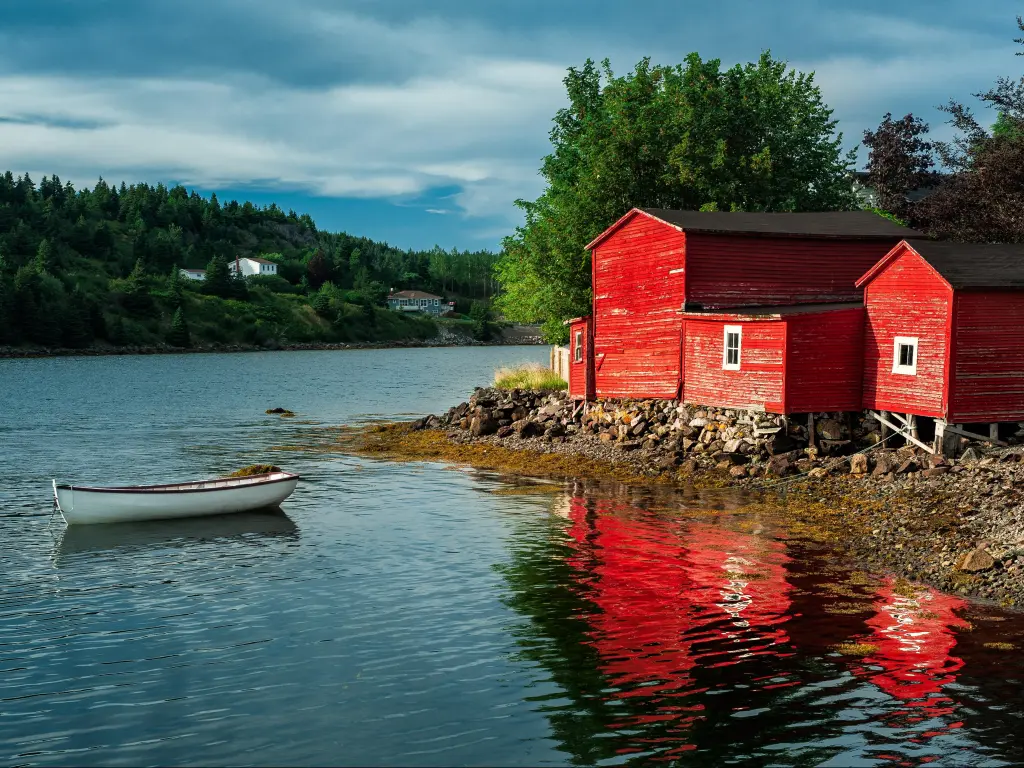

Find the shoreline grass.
[{"left": 494, "top": 363, "right": 567, "bottom": 391}]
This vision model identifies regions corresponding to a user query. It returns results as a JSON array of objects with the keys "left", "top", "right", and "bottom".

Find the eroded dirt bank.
[{"left": 327, "top": 387, "right": 1024, "bottom": 609}]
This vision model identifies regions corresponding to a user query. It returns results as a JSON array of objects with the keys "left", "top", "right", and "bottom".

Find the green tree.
[
  {"left": 168, "top": 264, "right": 184, "bottom": 308},
  {"left": 34, "top": 238, "right": 55, "bottom": 273},
  {"left": 496, "top": 52, "right": 858, "bottom": 341},
  {"left": 108, "top": 315, "right": 127, "bottom": 346},
  {"left": 468, "top": 301, "right": 492, "bottom": 341},
  {"left": 0, "top": 270, "right": 13, "bottom": 345},
  {"left": 203, "top": 256, "right": 232, "bottom": 298},
  {"left": 167, "top": 306, "right": 191, "bottom": 347}
]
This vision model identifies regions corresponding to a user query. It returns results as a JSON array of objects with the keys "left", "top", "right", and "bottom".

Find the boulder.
[
  {"left": 959, "top": 548, "right": 996, "bottom": 573},
  {"left": 616, "top": 440, "right": 642, "bottom": 452},
  {"left": 766, "top": 432, "right": 797, "bottom": 455},
  {"left": 470, "top": 415, "right": 498, "bottom": 437},
  {"left": 496, "top": 425, "right": 515, "bottom": 439},
  {"left": 849, "top": 453, "right": 869, "bottom": 475},
  {"left": 767, "top": 456, "right": 792, "bottom": 476},
  {"left": 808, "top": 467, "right": 829, "bottom": 478},
  {"left": 895, "top": 458, "right": 920, "bottom": 475},
  {"left": 922, "top": 466, "right": 950, "bottom": 478},
  {"left": 630, "top": 419, "right": 649, "bottom": 437},
  {"left": 512, "top": 419, "right": 542, "bottom": 438},
  {"left": 816, "top": 418, "right": 844, "bottom": 441},
  {"left": 729, "top": 465, "right": 749, "bottom": 478}
]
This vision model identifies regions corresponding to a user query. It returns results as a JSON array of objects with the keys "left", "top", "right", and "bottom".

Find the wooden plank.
[
  {"left": 946, "top": 424, "right": 1007, "bottom": 446},
  {"left": 871, "top": 411, "right": 936, "bottom": 454}
]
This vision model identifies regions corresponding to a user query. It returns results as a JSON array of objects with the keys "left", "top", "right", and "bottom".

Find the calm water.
[{"left": 2, "top": 347, "right": 1024, "bottom": 767}]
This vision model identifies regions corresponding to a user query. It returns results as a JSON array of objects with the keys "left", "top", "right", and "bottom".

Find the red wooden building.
[
  {"left": 567, "top": 208, "right": 919, "bottom": 407},
  {"left": 679, "top": 303, "right": 865, "bottom": 414},
  {"left": 859, "top": 239, "right": 1024, "bottom": 439}
]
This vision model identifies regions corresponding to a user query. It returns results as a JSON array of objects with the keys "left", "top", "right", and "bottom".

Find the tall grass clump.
[{"left": 494, "top": 363, "right": 567, "bottom": 391}]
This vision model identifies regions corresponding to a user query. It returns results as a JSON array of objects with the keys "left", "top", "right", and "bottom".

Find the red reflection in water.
[
  {"left": 852, "top": 581, "right": 967, "bottom": 711},
  {"left": 563, "top": 497, "right": 794, "bottom": 754}
]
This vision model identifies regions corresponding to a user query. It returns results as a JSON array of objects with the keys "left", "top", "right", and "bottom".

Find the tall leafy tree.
[
  {"left": 496, "top": 52, "right": 858, "bottom": 341},
  {"left": 912, "top": 15, "right": 1024, "bottom": 242},
  {"left": 862, "top": 113, "right": 939, "bottom": 218}
]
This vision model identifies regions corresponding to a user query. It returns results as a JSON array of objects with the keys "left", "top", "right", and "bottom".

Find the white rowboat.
[{"left": 52, "top": 472, "right": 300, "bottom": 525}]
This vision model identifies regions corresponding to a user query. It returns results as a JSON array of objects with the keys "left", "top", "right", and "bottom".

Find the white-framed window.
[
  {"left": 573, "top": 330, "right": 583, "bottom": 363},
  {"left": 723, "top": 325, "right": 742, "bottom": 370},
  {"left": 892, "top": 336, "right": 919, "bottom": 376}
]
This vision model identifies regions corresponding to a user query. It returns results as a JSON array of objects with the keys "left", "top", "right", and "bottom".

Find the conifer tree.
[
  {"left": 167, "top": 307, "right": 191, "bottom": 347},
  {"left": 204, "top": 256, "right": 232, "bottom": 298}
]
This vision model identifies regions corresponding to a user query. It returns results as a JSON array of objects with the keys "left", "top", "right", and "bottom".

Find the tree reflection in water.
[{"left": 497, "top": 487, "right": 1014, "bottom": 766}]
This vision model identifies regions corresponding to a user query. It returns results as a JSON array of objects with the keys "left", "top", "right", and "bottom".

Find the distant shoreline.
[{"left": 0, "top": 336, "right": 546, "bottom": 361}]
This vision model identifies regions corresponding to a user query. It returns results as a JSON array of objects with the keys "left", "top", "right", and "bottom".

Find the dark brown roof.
[
  {"left": 905, "top": 240, "right": 1024, "bottom": 289},
  {"left": 680, "top": 302, "right": 863, "bottom": 318},
  {"left": 640, "top": 209, "right": 921, "bottom": 239},
  {"left": 388, "top": 290, "right": 442, "bottom": 300}
]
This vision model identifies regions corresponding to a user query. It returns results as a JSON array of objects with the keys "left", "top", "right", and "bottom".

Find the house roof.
[
  {"left": 181, "top": 268, "right": 206, "bottom": 273},
  {"left": 680, "top": 302, "right": 863, "bottom": 319},
  {"left": 640, "top": 209, "right": 921, "bottom": 238},
  {"left": 906, "top": 240, "right": 1024, "bottom": 289},
  {"left": 585, "top": 208, "right": 921, "bottom": 250},
  {"left": 246, "top": 257, "right": 278, "bottom": 265},
  {"left": 388, "top": 290, "right": 442, "bottom": 300}
]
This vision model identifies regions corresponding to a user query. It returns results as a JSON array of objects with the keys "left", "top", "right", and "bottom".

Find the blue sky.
[{"left": 0, "top": 1, "right": 1020, "bottom": 250}]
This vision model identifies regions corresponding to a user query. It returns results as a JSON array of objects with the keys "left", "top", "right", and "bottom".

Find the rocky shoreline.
[{"left": 403, "top": 387, "right": 1024, "bottom": 608}]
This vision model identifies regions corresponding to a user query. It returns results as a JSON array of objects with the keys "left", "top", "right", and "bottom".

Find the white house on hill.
[
  {"left": 179, "top": 268, "right": 206, "bottom": 281},
  {"left": 227, "top": 257, "right": 279, "bottom": 277}
]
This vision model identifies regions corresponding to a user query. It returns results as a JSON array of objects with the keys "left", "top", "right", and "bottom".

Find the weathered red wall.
[
  {"left": 785, "top": 308, "right": 865, "bottom": 413},
  {"left": 949, "top": 291, "right": 1024, "bottom": 422},
  {"left": 685, "top": 234, "right": 898, "bottom": 308},
  {"left": 682, "top": 318, "right": 785, "bottom": 412},
  {"left": 592, "top": 214, "right": 686, "bottom": 399},
  {"left": 862, "top": 251, "right": 950, "bottom": 418},
  {"left": 567, "top": 317, "right": 592, "bottom": 400}
]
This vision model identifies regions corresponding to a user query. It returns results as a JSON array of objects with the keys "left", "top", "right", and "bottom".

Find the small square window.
[
  {"left": 892, "top": 336, "right": 918, "bottom": 376},
  {"left": 723, "top": 325, "right": 742, "bottom": 370},
  {"left": 573, "top": 331, "right": 583, "bottom": 363}
]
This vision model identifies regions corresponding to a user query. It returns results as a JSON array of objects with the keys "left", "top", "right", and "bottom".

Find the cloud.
[{"left": 0, "top": 0, "right": 1021, "bottom": 248}]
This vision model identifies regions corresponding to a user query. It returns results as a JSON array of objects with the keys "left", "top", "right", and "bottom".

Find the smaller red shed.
[
  {"left": 566, "top": 316, "right": 595, "bottom": 400},
  {"left": 859, "top": 239, "right": 1024, "bottom": 424},
  {"left": 680, "top": 303, "right": 865, "bottom": 414}
]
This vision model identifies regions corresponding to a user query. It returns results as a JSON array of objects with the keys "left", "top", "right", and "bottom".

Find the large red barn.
[
  {"left": 859, "top": 239, "right": 1024, "bottom": 430},
  {"left": 567, "top": 208, "right": 918, "bottom": 406}
]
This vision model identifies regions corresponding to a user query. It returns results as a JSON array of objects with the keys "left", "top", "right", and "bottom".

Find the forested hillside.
[{"left": 0, "top": 173, "right": 499, "bottom": 350}]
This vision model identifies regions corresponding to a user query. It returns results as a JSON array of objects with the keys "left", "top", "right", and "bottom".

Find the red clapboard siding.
[
  {"left": 592, "top": 214, "right": 686, "bottom": 399},
  {"left": 685, "top": 234, "right": 897, "bottom": 307},
  {"left": 949, "top": 292, "right": 1024, "bottom": 422},
  {"left": 862, "top": 251, "right": 950, "bottom": 417},
  {"left": 567, "top": 317, "right": 593, "bottom": 401},
  {"left": 682, "top": 318, "right": 785, "bottom": 412},
  {"left": 785, "top": 308, "right": 865, "bottom": 413}
]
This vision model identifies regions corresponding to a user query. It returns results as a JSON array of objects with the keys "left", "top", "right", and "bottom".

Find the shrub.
[{"left": 494, "top": 363, "right": 567, "bottom": 391}]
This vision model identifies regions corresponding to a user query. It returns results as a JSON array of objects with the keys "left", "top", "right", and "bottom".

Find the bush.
[
  {"left": 248, "top": 274, "right": 299, "bottom": 294},
  {"left": 494, "top": 363, "right": 567, "bottom": 391}
]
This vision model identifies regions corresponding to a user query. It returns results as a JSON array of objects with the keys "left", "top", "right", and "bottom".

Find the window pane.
[{"left": 900, "top": 344, "right": 914, "bottom": 367}]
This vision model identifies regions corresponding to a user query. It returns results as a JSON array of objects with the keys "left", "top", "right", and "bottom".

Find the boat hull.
[{"left": 54, "top": 475, "right": 299, "bottom": 525}]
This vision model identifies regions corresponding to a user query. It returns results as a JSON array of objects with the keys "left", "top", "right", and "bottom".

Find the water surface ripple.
[{"left": 1, "top": 349, "right": 1023, "bottom": 766}]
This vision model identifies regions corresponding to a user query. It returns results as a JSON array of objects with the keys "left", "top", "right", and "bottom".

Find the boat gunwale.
[{"left": 54, "top": 472, "right": 300, "bottom": 494}]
